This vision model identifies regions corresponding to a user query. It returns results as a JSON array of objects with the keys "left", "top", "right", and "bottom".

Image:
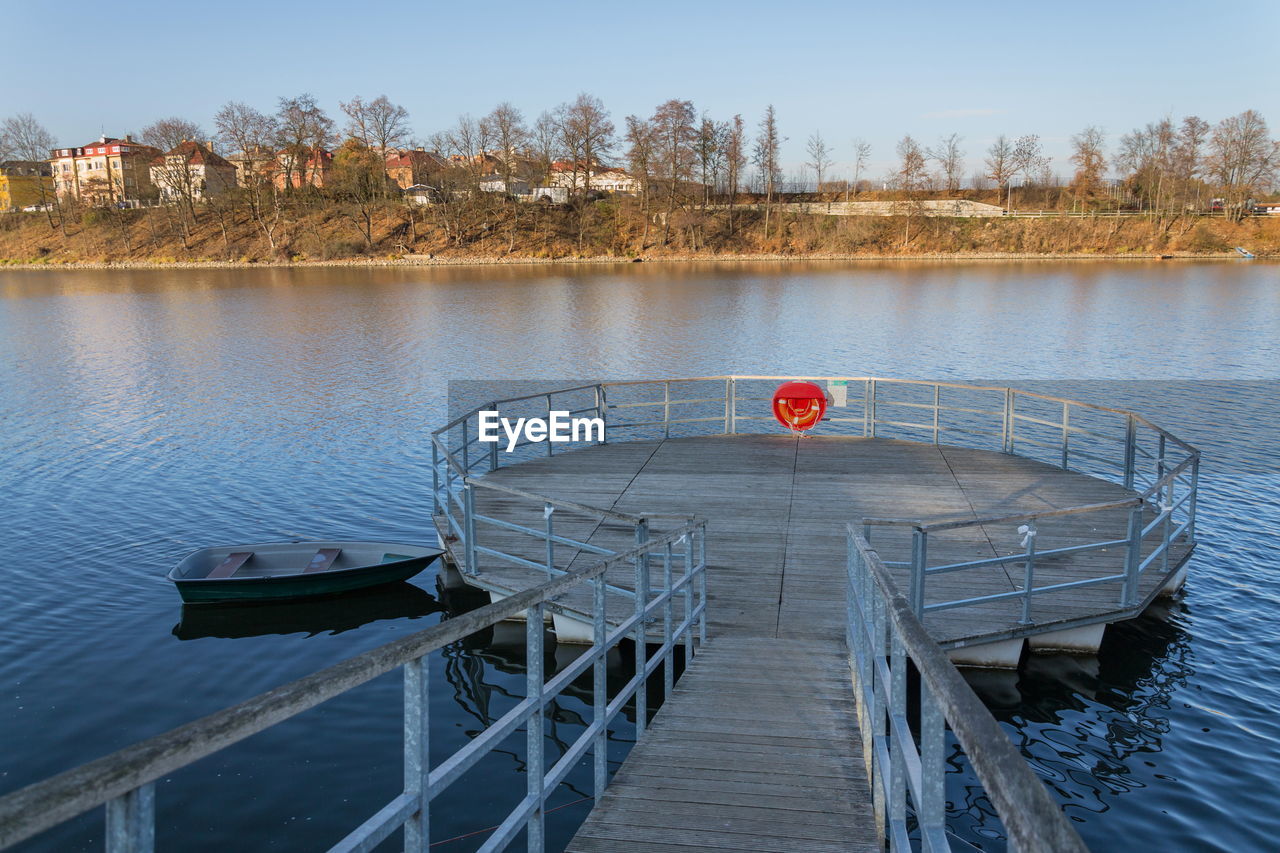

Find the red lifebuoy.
[{"left": 772, "top": 381, "right": 827, "bottom": 432}]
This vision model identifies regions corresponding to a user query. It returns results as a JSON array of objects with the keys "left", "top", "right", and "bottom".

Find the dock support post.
[
  {"left": 1061, "top": 402, "right": 1071, "bottom": 469},
  {"left": 526, "top": 602, "right": 545, "bottom": 852},
  {"left": 1003, "top": 388, "right": 1015, "bottom": 453},
  {"left": 682, "top": 534, "right": 695, "bottom": 659},
  {"left": 867, "top": 379, "right": 877, "bottom": 437},
  {"left": 1122, "top": 503, "right": 1144, "bottom": 606},
  {"left": 888, "top": 632, "right": 907, "bottom": 847},
  {"left": 105, "top": 783, "right": 154, "bottom": 853},
  {"left": 869, "top": 588, "right": 887, "bottom": 839},
  {"left": 1188, "top": 455, "right": 1200, "bottom": 541},
  {"left": 489, "top": 401, "right": 500, "bottom": 471},
  {"left": 403, "top": 656, "right": 430, "bottom": 853},
  {"left": 634, "top": 519, "right": 650, "bottom": 737}
]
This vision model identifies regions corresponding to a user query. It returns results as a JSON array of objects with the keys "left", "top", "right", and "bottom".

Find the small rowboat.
[{"left": 168, "top": 540, "right": 444, "bottom": 604}]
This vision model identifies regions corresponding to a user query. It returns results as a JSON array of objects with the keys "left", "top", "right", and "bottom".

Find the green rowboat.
[{"left": 169, "top": 540, "right": 444, "bottom": 604}]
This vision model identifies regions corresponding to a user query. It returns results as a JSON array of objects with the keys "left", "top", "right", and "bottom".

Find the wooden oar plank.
[{"left": 206, "top": 552, "right": 253, "bottom": 579}]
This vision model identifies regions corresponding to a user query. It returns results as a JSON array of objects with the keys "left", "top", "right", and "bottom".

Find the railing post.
[
  {"left": 1156, "top": 433, "right": 1166, "bottom": 484},
  {"left": 662, "top": 541, "right": 674, "bottom": 697},
  {"left": 869, "top": 588, "right": 887, "bottom": 839},
  {"left": 597, "top": 385, "right": 608, "bottom": 444},
  {"left": 488, "top": 401, "right": 500, "bottom": 471},
  {"left": 460, "top": 418, "right": 469, "bottom": 473},
  {"left": 919, "top": 687, "right": 946, "bottom": 851},
  {"left": 682, "top": 533, "right": 695, "bottom": 659},
  {"left": 1188, "top": 455, "right": 1200, "bottom": 541},
  {"left": 526, "top": 601, "right": 546, "bottom": 852},
  {"left": 543, "top": 504, "right": 555, "bottom": 578},
  {"left": 888, "top": 632, "right": 907, "bottom": 846},
  {"left": 697, "top": 527, "right": 707, "bottom": 644},
  {"left": 463, "top": 483, "right": 477, "bottom": 575},
  {"left": 592, "top": 573, "right": 608, "bottom": 799},
  {"left": 545, "top": 395, "right": 554, "bottom": 456},
  {"left": 431, "top": 442, "right": 440, "bottom": 517},
  {"left": 663, "top": 381, "right": 671, "bottom": 439},
  {"left": 1019, "top": 526, "right": 1038, "bottom": 625},
  {"left": 1123, "top": 415, "right": 1137, "bottom": 489},
  {"left": 1003, "top": 388, "right": 1015, "bottom": 453},
  {"left": 1061, "top": 402, "right": 1070, "bottom": 469},
  {"left": 867, "top": 379, "right": 877, "bottom": 437},
  {"left": 932, "top": 383, "right": 940, "bottom": 445},
  {"left": 403, "top": 656, "right": 430, "bottom": 853},
  {"left": 105, "top": 784, "right": 155, "bottom": 853},
  {"left": 634, "top": 519, "right": 650, "bottom": 737},
  {"left": 1121, "top": 503, "right": 1144, "bottom": 606},
  {"left": 910, "top": 528, "right": 928, "bottom": 616}
]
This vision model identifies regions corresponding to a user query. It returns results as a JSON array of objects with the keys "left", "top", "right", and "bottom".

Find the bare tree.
[
  {"left": 340, "top": 95, "right": 410, "bottom": 158},
  {"left": 214, "top": 101, "right": 283, "bottom": 249},
  {"left": 1118, "top": 118, "right": 1175, "bottom": 213},
  {"left": 140, "top": 116, "right": 203, "bottom": 152},
  {"left": 1207, "top": 109, "right": 1279, "bottom": 219},
  {"left": 530, "top": 110, "right": 562, "bottom": 187},
  {"left": 625, "top": 115, "right": 657, "bottom": 247},
  {"left": 894, "top": 134, "right": 929, "bottom": 246},
  {"left": 926, "top": 133, "right": 965, "bottom": 194},
  {"left": 725, "top": 115, "right": 746, "bottom": 232},
  {"left": 650, "top": 99, "right": 697, "bottom": 245},
  {"left": 0, "top": 112, "right": 61, "bottom": 231},
  {"left": 1069, "top": 126, "right": 1107, "bottom": 201},
  {"left": 753, "top": 105, "right": 782, "bottom": 238},
  {"left": 805, "top": 131, "right": 834, "bottom": 199},
  {"left": 480, "top": 102, "right": 530, "bottom": 194},
  {"left": 556, "top": 93, "right": 615, "bottom": 198},
  {"left": 695, "top": 115, "right": 727, "bottom": 209},
  {"left": 276, "top": 94, "right": 335, "bottom": 189},
  {"left": 985, "top": 135, "right": 1016, "bottom": 206},
  {"left": 850, "top": 138, "right": 871, "bottom": 200}
]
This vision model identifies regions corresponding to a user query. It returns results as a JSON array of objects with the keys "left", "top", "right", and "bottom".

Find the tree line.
[{"left": 1, "top": 94, "right": 1276, "bottom": 259}]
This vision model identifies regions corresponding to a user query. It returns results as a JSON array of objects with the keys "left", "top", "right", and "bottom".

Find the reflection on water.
[
  {"left": 172, "top": 582, "right": 443, "bottom": 641},
  {"left": 950, "top": 607, "right": 1191, "bottom": 850},
  {"left": 2, "top": 262, "right": 1278, "bottom": 851}
]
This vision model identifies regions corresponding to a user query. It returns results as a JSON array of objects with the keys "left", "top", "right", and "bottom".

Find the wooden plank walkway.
[{"left": 565, "top": 637, "right": 879, "bottom": 853}]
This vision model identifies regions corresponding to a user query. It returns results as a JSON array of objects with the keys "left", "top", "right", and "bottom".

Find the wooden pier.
[{"left": 435, "top": 429, "right": 1192, "bottom": 850}]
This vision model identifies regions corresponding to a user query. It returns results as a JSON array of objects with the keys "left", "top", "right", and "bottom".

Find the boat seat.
[
  {"left": 304, "top": 548, "right": 341, "bottom": 573},
  {"left": 207, "top": 552, "right": 253, "bottom": 579},
  {"left": 382, "top": 553, "right": 411, "bottom": 563}
]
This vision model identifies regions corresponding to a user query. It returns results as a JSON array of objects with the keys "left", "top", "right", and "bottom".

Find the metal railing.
[
  {"left": 846, "top": 526, "right": 1088, "bottom": 853},
  {"left": 434, "top": 377, "right": 1196, "bottom": 633},
  {"left": 0, "top": 522, "right": 708, "bottom": 852}
]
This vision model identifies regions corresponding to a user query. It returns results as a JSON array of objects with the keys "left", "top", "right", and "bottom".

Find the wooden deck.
[
  {"left": 440, "top": 435, "right": 1189, "bottom": 647},
  {"left": 565, "top": 637, "right": 879, "bottom": 852}
]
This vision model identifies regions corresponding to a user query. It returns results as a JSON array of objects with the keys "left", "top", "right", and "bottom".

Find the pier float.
[
  {"left": 0, "top": 377, "right": 1193, "bottom": 852},
  {"left": 433, "top": 377, "right": 1197, "bottom": 668}
]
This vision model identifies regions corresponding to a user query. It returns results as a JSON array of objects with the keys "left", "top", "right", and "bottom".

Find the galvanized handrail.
[
  {"left": 846, "top": 526, "right": 1088, "bottom": 853},
  {"left": 0, "top": 522, "right": 708, "bottom": 852},
  {"left": 434, "top": 376, "right": 1196, "bottom": 636}
]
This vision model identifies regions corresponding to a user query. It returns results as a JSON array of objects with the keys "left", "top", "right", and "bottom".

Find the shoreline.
[{"left": 0, "top": 250, "right": 1255, "bottom": 271}]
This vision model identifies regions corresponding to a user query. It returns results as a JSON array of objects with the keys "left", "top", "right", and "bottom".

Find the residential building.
[
  {"left": 275, "top": 146, "right": 333, "bottom": 190},
  {"left": 547, "top": 161, "right": 641, "bottom": 194},
  {"left": 227, "top": 146, "right": 279, "bottom": 188},
  {"left": 149, "top": 141, "right": 238, "bottom": 203},
  {"left": 384, "top": 148, "right": 448, "bottom": 190},
  {"left": 0, "top": 161, "right": 53, "bottom": 210},
  {"left": 49, "top": 136, "right": 162, "bottom": 205}
]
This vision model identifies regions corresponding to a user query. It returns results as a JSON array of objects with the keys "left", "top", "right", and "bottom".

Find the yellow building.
[{"left": 0, "top": 161, "right": 53, "bottom": 210}]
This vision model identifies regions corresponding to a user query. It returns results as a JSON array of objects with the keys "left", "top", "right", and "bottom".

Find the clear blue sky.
[{"left": 3, "top": 0, "right": 1276, "bottom": 181}]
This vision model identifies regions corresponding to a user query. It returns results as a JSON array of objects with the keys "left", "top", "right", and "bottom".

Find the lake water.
[{"left": 1, "top": 260, "right": 1278, "bottom": 851}]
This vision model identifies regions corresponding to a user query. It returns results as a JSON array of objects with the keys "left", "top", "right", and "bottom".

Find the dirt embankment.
[{"left": 1, "top": 200, "right": 1275, "bottom": 267}]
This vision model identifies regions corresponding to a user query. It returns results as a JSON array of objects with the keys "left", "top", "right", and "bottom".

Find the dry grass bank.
[{"left": 0, "top": 198, "right": 1275, "bottom": 266}]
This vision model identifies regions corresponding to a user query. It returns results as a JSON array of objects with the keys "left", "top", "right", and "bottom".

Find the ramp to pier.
[{"left": 566, "top": 636, "right": 879, "bottom": 852}]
